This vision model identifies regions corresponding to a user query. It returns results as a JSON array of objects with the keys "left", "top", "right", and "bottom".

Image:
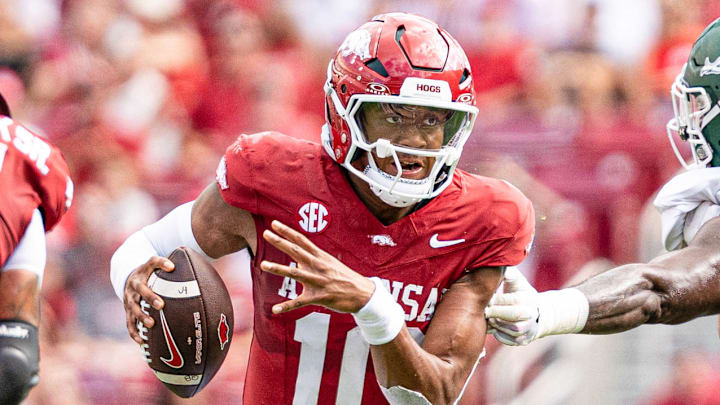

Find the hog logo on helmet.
[
  {"left": 218, "top": 313, "right": 230, "bottom": 351},
  {"left": 321, "top": 12, "right": 479, "bottom": 208}
]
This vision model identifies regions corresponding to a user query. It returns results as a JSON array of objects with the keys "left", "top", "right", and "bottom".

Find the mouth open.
[
  {"left": 400, "top": 161, "right": 423, "bottom": 175},
  {"left": 391, "top": 158, "right": 428, "bottom": 178}
]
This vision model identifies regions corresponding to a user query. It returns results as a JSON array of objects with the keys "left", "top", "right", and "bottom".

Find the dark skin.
[
  {"left": 123, "top": 104, "right": 501, "bottom": 404},
  {"left": 573, "top": 216, "right": 720, "bottom": 334},
  {"left": 0, "top": 269, "right": 40, "bottom": 327}
]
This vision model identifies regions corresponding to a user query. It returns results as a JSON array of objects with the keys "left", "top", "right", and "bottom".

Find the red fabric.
[
  {"left": 217, "top": 132, "right": 534, "bottom": 404},
  {"left": 0, "top": 117, "right": 72, "bottom": 267}
]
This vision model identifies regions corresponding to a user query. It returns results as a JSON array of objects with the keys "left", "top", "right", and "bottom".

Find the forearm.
[
  {"left": 0, "top": 270, "right": 40, "bottom": 326},
  {"left": 575, "top": 263, "right": 663, "bottom": 334},
  {"left": 576, "top": 253, "right": 720, "bottom": 333},
  {"left": 371, "top": 323, "right": 483, "bottom": 405},
  {"left": 363, "top": 272, "right": 492, "bottom": 405},
  {"left": 0, "top": 209, "right": 44, "bottom": 326}
]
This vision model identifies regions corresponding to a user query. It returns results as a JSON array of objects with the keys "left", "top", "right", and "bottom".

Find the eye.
[
  {"left": 423, "top": 116, "right": 439, "bottom": 126},
  {"left": 385, "top": 115, "right": 402, "bottom": 124}
]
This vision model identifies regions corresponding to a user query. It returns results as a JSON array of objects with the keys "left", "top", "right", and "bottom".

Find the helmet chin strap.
[{"left": 363, "top": 151, "right": 431, "bottom": 208}]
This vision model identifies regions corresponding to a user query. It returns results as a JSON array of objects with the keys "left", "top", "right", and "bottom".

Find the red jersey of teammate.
[
  {"left": 0, "top": 116, "right": 73, "bottom": 267},
  {"left": 217, "top": 132, "right": 534, "bottom": 405}
]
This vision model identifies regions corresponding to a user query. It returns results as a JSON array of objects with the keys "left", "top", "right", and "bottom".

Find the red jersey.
[
  {"left": 217, "top": 132, "right": 534, "bottom": 405},
  {"left": 0, "top": 116, "right": 73, "bottom": 267}
]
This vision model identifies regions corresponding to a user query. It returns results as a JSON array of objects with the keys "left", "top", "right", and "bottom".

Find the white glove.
[
  {"left": 485, "top": 267, "right": 540, "bottom": 345},
  {"left": 485, "top": 268, "right": 589, "bottom": 346}
]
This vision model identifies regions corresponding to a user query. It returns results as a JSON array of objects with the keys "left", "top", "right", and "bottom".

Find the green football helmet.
[{"left": 667, "top": 18, "right": 720, "bottom": 168}]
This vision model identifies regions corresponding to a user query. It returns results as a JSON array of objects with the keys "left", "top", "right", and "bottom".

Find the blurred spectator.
[
  {"left": 645, "top": 0, "right": 706, "bottom": 96},
  {"left": 643, "top": 351, "right": 720, "bottom": 405}
]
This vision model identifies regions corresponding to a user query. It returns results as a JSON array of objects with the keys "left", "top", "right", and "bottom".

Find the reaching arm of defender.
[
  {"left": 487, "top": 217, "right": 720, "bottom": 344},
  {"left": 578, "top": 217, "right": 720, "bottom": 333},
  {"left": 260, "top": 220, "right": 502, "bottom": 405},
  {"left": 110, "top": 184, "right": 255, "bottom": 344}
]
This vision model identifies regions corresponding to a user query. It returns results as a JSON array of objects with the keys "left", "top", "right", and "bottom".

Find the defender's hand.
[
  {"left": 485, "top": 291, "right": 541, "bottom": 346},
  {"left": 260, "top": 220, "right": 375, "bottom": 314},
  {"left": 485, "top": 267, "right": 541, "bottom": 346},
  {"left": 486, "top": 284, "right": 589, "bottom": 345},
  {"left": 123, "top": 256, "right": 175, "bottom": 344}
]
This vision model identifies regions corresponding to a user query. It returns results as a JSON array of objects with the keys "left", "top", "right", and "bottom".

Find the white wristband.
[
  {"left": 536, "top": 288, "right": 589, "bottom": 338},
  {"left": 352, "top": 277, "right": 406, "bottom": 345}
]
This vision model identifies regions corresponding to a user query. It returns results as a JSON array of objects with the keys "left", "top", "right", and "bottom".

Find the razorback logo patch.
[{"left": 218, "top": 313, "right": 230, "bottom": 351}]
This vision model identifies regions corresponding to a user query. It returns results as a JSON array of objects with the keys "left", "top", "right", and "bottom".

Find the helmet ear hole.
[{"left": 460, "top": 69, "right": 470, "bottom": 85}]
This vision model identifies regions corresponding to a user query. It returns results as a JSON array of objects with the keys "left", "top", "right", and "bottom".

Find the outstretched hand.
[{"left": 260, "top": 220, "right": 375, "bottom": 314}]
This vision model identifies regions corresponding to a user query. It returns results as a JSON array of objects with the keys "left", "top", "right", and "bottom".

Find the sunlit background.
[{"left": 2, "top": 0, "right": 719, "bottom": 403}]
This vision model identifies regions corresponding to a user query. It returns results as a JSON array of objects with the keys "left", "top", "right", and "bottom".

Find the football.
[{"left": 139, "top": 247, "right": 234, "bottom": 398}]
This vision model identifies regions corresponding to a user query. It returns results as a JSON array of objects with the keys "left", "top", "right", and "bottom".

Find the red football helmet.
[{"left": 322, "top": 12, "right": 478, "bottom": 207}]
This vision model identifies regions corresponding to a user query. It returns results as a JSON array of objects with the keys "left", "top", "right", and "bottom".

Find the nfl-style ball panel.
[{"left": 141, "top": 247, "right": 234, "bottom": 398}]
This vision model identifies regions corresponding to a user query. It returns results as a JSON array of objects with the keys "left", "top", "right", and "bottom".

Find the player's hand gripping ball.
[{"left": 139, "top": 247, "right": 234, "bottom": 397}]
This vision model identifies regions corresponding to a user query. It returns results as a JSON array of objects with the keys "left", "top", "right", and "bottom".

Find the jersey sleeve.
[
  {"left": 215, "top": 134, "right": 260, "bottom": 213},
  {"left": 37, "top": 145, "right": 73, "bottom": 231},
  {"left": 469, "top": 184, "right": 535, "bottom": 268}
]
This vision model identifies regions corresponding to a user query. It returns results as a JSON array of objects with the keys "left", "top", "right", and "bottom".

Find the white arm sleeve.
[
  {"left": 110, "top": 201, "right": 211, "bottom": 300},
  {"left": 2, "top": 209, "right": 46, "bottom": 284}
]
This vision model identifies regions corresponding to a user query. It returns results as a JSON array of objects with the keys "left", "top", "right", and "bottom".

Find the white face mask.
[
  {"left": 363, "top": 152, "right": 433, "bottom": 207},
  {"left": 667, "top": 72, "right": 720, "bottom": 169},
  {"left": 324, "top": 103, "right": 475, "bottom": 207}
]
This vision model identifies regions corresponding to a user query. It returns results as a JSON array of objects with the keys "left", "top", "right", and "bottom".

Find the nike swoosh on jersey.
[
  {"left": 429, "top": 234, "right": 465, "bottom": 248},
  {"left": 160, "top": 310, "right": 185, "bottom": 369}
]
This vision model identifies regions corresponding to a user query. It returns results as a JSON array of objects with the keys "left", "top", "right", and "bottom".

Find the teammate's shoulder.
[{"left": 0, "top": 116, "right": 73, "bottom": 230}]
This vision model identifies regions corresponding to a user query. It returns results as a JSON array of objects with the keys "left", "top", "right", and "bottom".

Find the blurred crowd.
[{"left": 2, "top": 0, "right": 720, "bottom": 403}]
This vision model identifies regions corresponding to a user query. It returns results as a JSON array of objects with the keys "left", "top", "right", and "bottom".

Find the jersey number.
[
  {"left": 0, "top": 118, "right": 51, "bottom": 175},
  {"left": 292, "top": 312, "right": 422, "bottom": 405}
]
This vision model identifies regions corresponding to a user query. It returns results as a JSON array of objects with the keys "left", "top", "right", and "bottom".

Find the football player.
[
  {"left": 485, "top": 17, "right": 720, "bottom": 346},
  {"left": 0, "top": 93, "right": 74, "bottom": 403},
  {"left": 110, "top": 13, "right": 535, "bottom": 405}
]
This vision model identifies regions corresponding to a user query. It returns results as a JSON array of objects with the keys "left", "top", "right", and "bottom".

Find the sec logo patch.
[{"left": 297, "top": 201, "right": 330, "bottom": 233}]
